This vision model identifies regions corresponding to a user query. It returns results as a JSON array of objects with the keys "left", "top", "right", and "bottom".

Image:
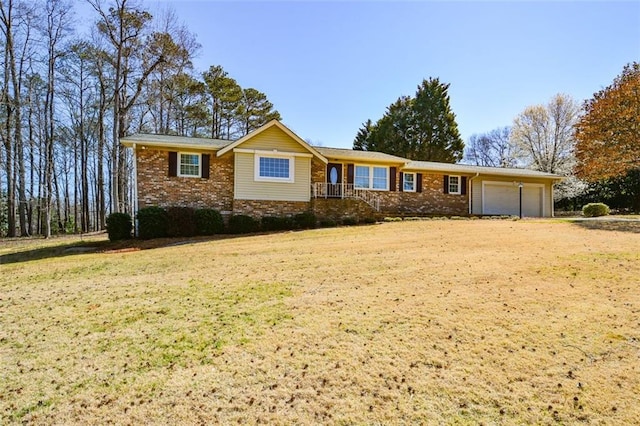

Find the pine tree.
[{"left": 353, "top": 78, "right": 464, "bottom": 162}]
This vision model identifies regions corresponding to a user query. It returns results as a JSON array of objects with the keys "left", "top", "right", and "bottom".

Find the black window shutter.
[
  {"left": 347, "top": 164, "right": 354, "bottom": 185},
  {"left": 201, "top": 154, "right": 210, "bottom": 179},
  {"left": 168, "top": 151, "right": 177, "bottom": 177},
  {"left": 416, "top": 173, "right": 423, "bottom": 193},
  {"left": 461, "top": 176, "right": 467, "bottom": 195},
  {"left": 443, "top": 175, "right": 449, "bottom": 194},
  {"left": 389, "top": 167, "right": 397, "bottom": 191},
  {"left": 399, "top": 172, "right": 404, "bottom": 192}
]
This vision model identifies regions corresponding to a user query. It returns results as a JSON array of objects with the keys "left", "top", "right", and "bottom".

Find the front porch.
[{"left": 312, "top": 182, "right": 381, "bottom": 211}]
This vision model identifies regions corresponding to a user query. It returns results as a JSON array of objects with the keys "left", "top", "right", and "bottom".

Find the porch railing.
[{"left": 312, "top": 182, "right": 381, "bottom": 211}]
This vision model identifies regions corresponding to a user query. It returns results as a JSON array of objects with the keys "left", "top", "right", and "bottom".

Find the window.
[
  {"left": 403, "top": 173, "right": 415, "bottom": 192},
  {"left": 178, "top": 153, "right": 200, "bottom": 177},
  {"left": 373, "top": 167, "right": 387, "bottom": 189},
  {"left": 255, "top": 154, "right": 294, "bottom": 182},
  {"left": 354, "top": 166, "right": 369, "bottom": 188},
  {"left": 354, "top": 165, "right": 388, "bottom": 190},
  {"left": 449, "top": 175, "right": 461, "bottom": 194}
]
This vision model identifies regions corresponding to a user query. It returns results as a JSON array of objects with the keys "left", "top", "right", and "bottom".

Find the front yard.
[{"left": 1, "top": 219, "right": 639, "bottom": 424}]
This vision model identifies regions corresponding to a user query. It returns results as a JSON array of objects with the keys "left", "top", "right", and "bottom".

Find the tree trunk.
[{"left": 1, "top": 1, "right": 16, "bottom": 237}]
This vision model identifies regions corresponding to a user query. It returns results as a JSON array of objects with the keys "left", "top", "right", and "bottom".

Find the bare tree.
[
  {"left": 40, "top": 0, "right": 72, "bottom": 237},
  {"left": 140, "top": 7, "right": 199, "bottom": 135},
  {"left": 0, "top": 0, "right": 39, "bottom": 236},
  {"left": 88, "top": 0, "right": 172, "bottom": 214},
  {"left": 511, "top": 94, "right": 579, "bottom": 174},
  {"left": 465, "top": 126, "right": 521, "bottom": 167}
]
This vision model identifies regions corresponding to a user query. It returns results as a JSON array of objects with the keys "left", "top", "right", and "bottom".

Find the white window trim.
[
  {"left": 177, "top": 152, "right": 201, "bottom": 178},
  {"left": 354, "top": 164, "right": 389, "bottom": 191},
  {"left": 403, "top": 172, "right": 416, "bottom": 192},
  {"left": 449, "top": 175, "right": 461, "bottom": 195},
  {"left": 254, "top": 153, "right": 295, "bottom": 183}
]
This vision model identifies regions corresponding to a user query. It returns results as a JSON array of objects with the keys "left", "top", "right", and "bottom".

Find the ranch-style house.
[{"left": 121, "top": 120, "right": 561, "bottom": 222}]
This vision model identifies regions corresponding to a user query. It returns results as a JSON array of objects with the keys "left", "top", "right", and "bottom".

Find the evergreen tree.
[
  {"left": 238, "top": 87, "right": 281, "bottom": 135},
  {"left": 353, "top": 78, "right": 464, "bottom": 162},
  {"left": 353, "top": 119, "right": 373, "bottom": 150}
]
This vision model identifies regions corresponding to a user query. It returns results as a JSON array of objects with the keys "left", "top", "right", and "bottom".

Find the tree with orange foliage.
[{"left": 575, "top": 63, "right": 640, "bottom": 182}]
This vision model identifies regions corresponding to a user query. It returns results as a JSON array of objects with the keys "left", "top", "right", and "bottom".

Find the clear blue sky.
[{"left": 84, "top": 1, "right": 640, "bottom": 149}]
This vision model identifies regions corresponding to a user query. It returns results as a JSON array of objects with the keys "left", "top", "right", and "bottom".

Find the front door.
[{"left": 326, "top": 163, "right": 342, "bottom": 197}]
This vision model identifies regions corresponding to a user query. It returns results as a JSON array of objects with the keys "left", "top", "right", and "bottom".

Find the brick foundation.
[
  {"left": 232, "top": 200, "right": 311, "bottom": 218},
  {"left": 311, "top": 198, "right": 378, "bottom": 222}
]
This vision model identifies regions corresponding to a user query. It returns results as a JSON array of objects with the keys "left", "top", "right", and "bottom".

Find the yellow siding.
[
  {"left": 471, "top": 176, "right": 553, "bottom": 217},
  {"left": 471, "top": 178, "right": 483, "bottom": 215},
  {"left": 234, "top": 152, "right": 311, "bottom": 201},
  {"left": 240, "top": 126, "right": 309, "bottom": 153}
]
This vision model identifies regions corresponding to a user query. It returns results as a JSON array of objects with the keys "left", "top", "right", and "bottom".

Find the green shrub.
[
  {"left": 341, "top": 217, "right": 357, "bottom": 226},
  {"left": 361, "top": 217, "right": 377, "bottom": 224},
  {"left": 106, "top": 212, "right": 132, "bottom": 241},
  {"left": 582, "top": 203, "right": 610, "bottom": 217},
  {"left": 228, "top": 215, "right": 260, "bottom": 234},
  {"left": 319, "top": 219, "right": 337, "bottom": 228},
  {"left": 261, "top": 216, "right": 295, "bottom": 231},
  {"left": 166, "top": 206, "right": 197, "bottom": 237},
  {"left": 195, "top": 208, "right": 225, "bottom": 235},
  {"left": 294, "top": 212, "right": 317, "bottom": 229},
  {"left": 137, "top": 206, "right": 169, "bottom": 239}
]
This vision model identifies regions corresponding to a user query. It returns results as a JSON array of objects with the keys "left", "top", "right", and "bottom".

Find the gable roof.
[
  {"left": 120, "top": 133, "right": 230, "bottom": 151},
  {"left": 315, "top": 147, "right": 408, "bottom": 164},
  {"left": 216, "top": 120, "right": 327, "bottom": 163},
  {"left": 405, "top": 160, "right": 562, "bottom": 180},
  {"left": 120, "top": 123, "right": 561, "bottom": 181}
]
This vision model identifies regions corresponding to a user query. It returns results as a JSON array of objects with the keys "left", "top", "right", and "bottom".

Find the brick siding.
[
  {"left": 378, "top": 172, "right": 469, "bottom": 216},
  {"left": 137, "top": 149, "right": 468, "bottom": 220},
  {"left": 136, "top": 149, "right": 234, "bottom": 212}
]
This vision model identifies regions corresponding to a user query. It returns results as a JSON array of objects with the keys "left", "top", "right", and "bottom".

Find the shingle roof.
[
  {"left": 405, "top": 160, "right": 561, "bottom": 179},
  {"left": 120, "top": 132, "right": 561, "bottom": 180},
  {"left": 314, "top": 147, "right": 408, "bottom": 163},
  {"left": 120, "top": 133, "right": 232, "bottom": 150}
]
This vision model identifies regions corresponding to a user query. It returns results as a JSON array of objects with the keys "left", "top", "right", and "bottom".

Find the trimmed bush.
[
  {"left": 228, "top": 215, "right": 260, "bottom": 234},
  {"left": 341, "top": 217, "right": 357, "bottom": 226},
  {"left": 137, "top": 206, "right": 169, "bottom": 239},
  {"left": 195, "top": 208, "right": 225, "bottom": 235},
  {"left": 261, "top": 216, "right": 295, "bottom": 231},
  {"left": 166, "top": 206, "right": 197, "bottom": 237},
  {"left": 361, "top": 217, "right": 377, "bottom": 224},
  {"left": 582, "top": 203, "right": 610, "bottom": 218},
  {"left": 319, "top": 219, "right": 337, "bottom": 228},
  {"left": 106, "top": 212, "right": 132, "bottom": 241},
  {"left": 294, "top": 212, "right": 317, "bottom": 229}
]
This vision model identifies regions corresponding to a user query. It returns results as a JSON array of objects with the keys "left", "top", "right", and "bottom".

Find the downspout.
[
  {"left": 132, "top": 143, "right": 139, "bottom": 236},
  {"left": 468, "top": 173, "right": 480, "bottom": 215},
  {"left": 551, "top": 179, "right": 559, "bottom": 218}
]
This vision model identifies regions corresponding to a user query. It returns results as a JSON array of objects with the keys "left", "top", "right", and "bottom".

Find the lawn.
[{"left": 1, "top": 219, "right": 639, "bottom": 424}]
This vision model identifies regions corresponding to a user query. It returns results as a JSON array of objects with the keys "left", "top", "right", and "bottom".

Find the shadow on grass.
[
  {"left": 571, "top": 219, "right": 640, "bottom": 234},
  {"left": 0, "top": 235, "right": 230, "bottom": 265}
]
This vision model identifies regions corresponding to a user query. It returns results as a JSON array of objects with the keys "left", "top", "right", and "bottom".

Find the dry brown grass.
[{"left": 1, "top": 220, "right": 639, "bottom": 424}]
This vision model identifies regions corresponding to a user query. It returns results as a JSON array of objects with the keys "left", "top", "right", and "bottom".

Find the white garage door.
[{"left": 483, "top": 182, "right": 543, "bottom": 217}]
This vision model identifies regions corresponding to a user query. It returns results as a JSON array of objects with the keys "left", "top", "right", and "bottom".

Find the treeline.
[{"left": 0, "top": 0, "right": 280, "bottom": 238}]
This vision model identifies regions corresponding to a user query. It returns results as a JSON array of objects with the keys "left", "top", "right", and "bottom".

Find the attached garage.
[{"left": 482, "top": 181, "right": 544, "bottom": 217}]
